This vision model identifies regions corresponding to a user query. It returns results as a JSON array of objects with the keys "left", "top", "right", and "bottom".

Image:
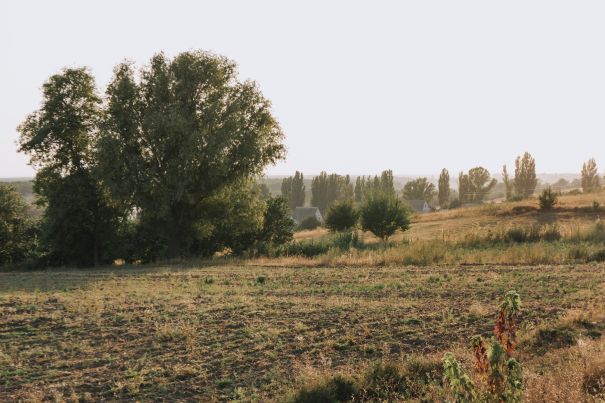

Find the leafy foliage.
[
  {"left": 354, "top": 170, "right": 396, "bottom": 203},
  {"left": 260, "top": 196, "right": 295, "bottom": 246},
  {"left": 281, "top": 171, "right": 306, "bottom": 210},
  {"left": 403, "top": 177, "right": 435, "bottom": 202},
  {"left": 325, "top": 200, "right": 359, "bottom": 232},
  {"left": 458, "top": 167, "right": 497, "bottom": 203},
  {"left": 443, "top": 291, "right": 523, "bottom": 402},
  {"left": 18, "top": 68, "right": 119, "bottom": 267},
  {"left": 311, "top": 172, "right": 354, "bottom": 215},
  {"left": 360, "top": 195, "right": 410, "bottom": 241},
  {"left": 97, "top": 51, "right": 285, "bottom": 258},
  {"left": 0, "top": 185, "right": 38, "bottom": 265}
]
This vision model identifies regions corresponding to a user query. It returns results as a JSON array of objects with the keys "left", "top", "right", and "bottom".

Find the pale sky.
[{"left": 2, "top": 1, "right": 605, "bottom": 178}]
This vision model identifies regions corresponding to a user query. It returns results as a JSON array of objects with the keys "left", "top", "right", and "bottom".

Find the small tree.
[
  {"left": 325, "top": 200, "right": 359, "bottom": 232},
  {"left": 538, "top": 187, "right": 557, "bottom": 211},
  {"left": 360, "top": 196, "right": 410, "bottom": 241},
  {"left": 438, "top": 168, "right": 450, "bottom": 209},
  {"left": 581, "top": 158, "right": 600, "bottom": 193},
  {"left": 260, "top": 196, "right": 295, "bottom": 245}
]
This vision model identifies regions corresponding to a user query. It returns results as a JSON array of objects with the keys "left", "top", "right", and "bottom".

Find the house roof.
[
  {"left": 407, "top": 199, "right": 429, "bottom": 211},
  {"left": 292, "top": 207, "right": 323, "bottom": 223}
]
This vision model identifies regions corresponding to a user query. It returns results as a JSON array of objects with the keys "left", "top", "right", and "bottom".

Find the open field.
[{"left": 2, "top": 263, "right": 605, "bottom": 401}]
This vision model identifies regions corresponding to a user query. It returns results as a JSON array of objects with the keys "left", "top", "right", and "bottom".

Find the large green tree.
[
  {"left": 402, "top": 177, "right": 435, "bottom": 201},
  {"left": 581, "top": 158, "right": 600, "bottom": 193},
  {"left": 98, "top": 52, "right": 285, "bottom": 258},
  {"left": 18, "top": 68, "right": 118, "bottom": 266},
  {"left": 514, "top": 152, "right": 538, "bottom": 198}
]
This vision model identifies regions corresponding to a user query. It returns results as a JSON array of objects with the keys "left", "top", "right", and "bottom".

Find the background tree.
[
  {"left": 514, "top": 152, "right": 538, "bottom": 198},
  {"left": 98, "top": 52, "right": 285, "bottom": 259},
  {"left": 0, "top": 185, "right": 38, "bottom": 265},
  {"left": 502, "top": 165, "right": 512, "bottom": 201},
  {"left": 281, "top": 171, "right": 305, "bottom": 210},
  {"left": 354, "top": 170, "right": 396, "bottom": 202},
  {"left": 402, "top": 177, "right": 436, "bottom": 201},
  {"left": 311, "top": 172, "right": 353, "bottom": 214},
  {"left": 581, "top": 158, "right": 600, "bottom": 193},
  {"left": 360, "top": 195, "right": 410, "bottom": 241},
  {"left": 18, "top": 68, "right": 118, "bottom": 267},
  {"left": 458, "top": 167, "right": 497, "bottom": 203},
  {"left": 438, "top": 168, "right": 450, "bottom": 208},
  {"left": 325, "top": 200, "right": 359, "bottom": 232}
]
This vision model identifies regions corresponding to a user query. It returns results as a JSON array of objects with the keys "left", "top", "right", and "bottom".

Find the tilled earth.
[{"left": 1, "top": 263, "right": 604, "bottom": 401}]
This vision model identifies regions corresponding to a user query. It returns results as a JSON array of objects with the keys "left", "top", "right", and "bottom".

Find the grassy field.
[
  {"left": 2, "top": 262, "right": 605, "bottom": 401},
  {"left": 3, "top": 192, "right": 605, "bottom": 401}
]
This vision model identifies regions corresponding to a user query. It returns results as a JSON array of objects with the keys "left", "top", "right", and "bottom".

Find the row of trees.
[
  {"left": 280, "top": 170, "right": 397, "bottom": 215},
  {"left": 8, "top": 51, "right": 296, "bottom": 267}
]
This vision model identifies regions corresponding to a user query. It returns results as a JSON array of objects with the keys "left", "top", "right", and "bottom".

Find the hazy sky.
[{"left": 2, "top": 1, "right": 605, "bottom": 178}]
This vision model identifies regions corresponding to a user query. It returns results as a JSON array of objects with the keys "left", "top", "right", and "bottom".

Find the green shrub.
[
  {"left": 539, "top": 187, "right": 558, "bottom": 210},
  {"left": 298, "top": 216, "right": 321, "bottom": 231},
  {"left": 358, "top": 362, "right": 409, "bottom": 399},
  {"left": 325, "top": 200, "right": 359, "bottom": 232},
  {"left": 533, "top": 326, "right": 578, "bottom": 351},
  {"left": 288, "top": 375, "right": 357, "bottom": 403}
]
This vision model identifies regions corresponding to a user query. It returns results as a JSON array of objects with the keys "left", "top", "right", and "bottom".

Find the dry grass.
[{"left": 1, "top": 263, "right": 605, "bottom": 401}]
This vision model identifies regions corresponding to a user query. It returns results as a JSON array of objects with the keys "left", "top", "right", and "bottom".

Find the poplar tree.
[
  {"left": 513, "top": 152, "right": 538, "bottom": 198},
  {"left": 502, "top": 165, "right": 512, "bottom": 201},
  {"left": 581, "top": 158, "right": 600, "bottom": 193},
  {"left": 438, "top": 168, "right": 450, "bottom": 208}
]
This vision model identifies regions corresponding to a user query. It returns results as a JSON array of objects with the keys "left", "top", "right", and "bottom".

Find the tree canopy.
[
  {"left": 403, "top": 177, "right": 435, "bottom": 201},
  {"left": 98, "top": 51, "right": 286, "bottom": 258}
]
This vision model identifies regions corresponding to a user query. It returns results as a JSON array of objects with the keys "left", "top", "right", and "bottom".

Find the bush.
[
  {"left": 288, "top": 375, "right": 357, "bottom": 403},
  {"left": 443, "top": 291, "right": 523, "bottom": 402},
  {"left": 539, "top": 187, "right": 558, "bottom": 211},
  {"left": 0, "top": 184, "right": 39, "bottom": 266},
  {"left": 448, "top": 199, "right": 461, "bottom": 209},
  {"left": 360, "top": 196, "right": 410, "bottom": 241},
  {"left": 533, "top": 326, "right": 578, "bottom": 351},
  {"left": 325, "top": 200, "right": 359, "bottom": 232},
  {"left": 298, "top": 216, "right": 321, "bottom": 231},
  {"left": 274, "top": 232, "right": 363, "bottom": 258}
]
